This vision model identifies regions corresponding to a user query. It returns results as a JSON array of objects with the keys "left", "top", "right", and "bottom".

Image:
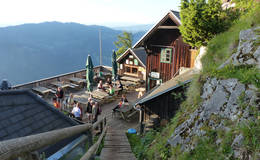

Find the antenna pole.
[{"left": 99, "top": 29, "right": 102, "bottom": 66}]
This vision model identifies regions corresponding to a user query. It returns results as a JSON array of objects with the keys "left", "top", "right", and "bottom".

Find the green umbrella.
[
  {"left": 112, "top": 50, "right": 118, "bottom": 81},
  {"left": 86, "top": 55, "right": 94, "bottom": 92}
]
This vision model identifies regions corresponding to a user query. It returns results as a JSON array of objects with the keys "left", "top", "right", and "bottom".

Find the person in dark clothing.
[
  {"left": 55, "top": 87, "right": 64, "bottom": 110},
  {"left": 85, "top": 97, "right": 93, "bottom": 122},
  {"left": 116, "top": 80, "right": 123, "bottom": 95},
  {"left": 106, "top": 78, "right": 112, "bottom": 86},
  {"left": 112, "top": 94, "right": 128, "bottom": 112}
]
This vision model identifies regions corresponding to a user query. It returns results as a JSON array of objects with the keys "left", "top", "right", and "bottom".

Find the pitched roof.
[
  {"left": 171, "top": 10, "right": 180, "bottom": 20},
  {"left": 0, "top": 89, "right": 79, "bottom": 157},
  {"left": 132, "top": 48, "right": 147, "bottom": 66},
  {"left": 116, "top": 47, "right": 147, "bottom": 68},
  {"left": 135, "top": 69, "right": 195, "bottom": 105},
  {"left": 133, "top": 10, "right": 181, "bottom": 49}
]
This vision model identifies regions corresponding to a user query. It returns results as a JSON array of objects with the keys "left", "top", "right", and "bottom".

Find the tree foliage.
[
  {"left": 114, "top": 31, "right": 132, "bottom": 56},
  {"left": 179, "top": 0, "right": 231, "bottom": 47}
]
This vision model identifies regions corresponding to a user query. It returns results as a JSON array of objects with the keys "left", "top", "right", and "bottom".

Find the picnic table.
[
  {"left": 51, "top": 81, "right": 78, "bottom": 90},
  {"left": 67, "top": 77, "right": 85, "bottom": 88},
  {"left": 115, "top": 103, "right": 137, "bottom": 121},
  {"left": 86, "top": 90, "right": 109, "bottom": 100},
  {"left": 32, "top": 86, "right": 55, "bottom": 98},
  {"left": 120, "top": 76, "right": 141, "bottom": 83}
]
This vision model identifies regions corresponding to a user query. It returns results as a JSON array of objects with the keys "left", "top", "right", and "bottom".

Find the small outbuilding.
[
  {"left": 135, "top": 69, "right": 196, "bottom": 128},
  {"left": 117, "top": 47, "right": 147, "bottom": 80}
]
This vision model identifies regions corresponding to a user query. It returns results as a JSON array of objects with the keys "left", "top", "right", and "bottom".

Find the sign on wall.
[{"left": 150, "top": 72, "right": 160, "bottom": 79}]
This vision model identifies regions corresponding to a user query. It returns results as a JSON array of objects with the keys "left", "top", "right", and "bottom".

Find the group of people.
[
  {"left": 64, "top": 93, "right": 101, "bottom": 123},
  {"left": 85, "top": 96, "right": 101, "bottom": 123},
  {"left": 52, "top": 77, "right": 127, "bottom": 122},
  {"left": 97, "top": 78, "right": 123, "bottom": 96}
]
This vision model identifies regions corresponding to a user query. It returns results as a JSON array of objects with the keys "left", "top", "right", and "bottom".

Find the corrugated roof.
[
  {"left": 135, "top": 69, "right": 195, "bottom": 105},
  {"left": 0, "top": 89, "right": 80, "bottom": 157}
]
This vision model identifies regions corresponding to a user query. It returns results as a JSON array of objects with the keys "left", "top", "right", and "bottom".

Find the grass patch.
[
  {"left": 127, "top": 130, "right": 157, "bottom": 160},
  {"left": 202, "top": 4, "right": 260, "bottom": 75},
  {"left": 209, "top": 65, "right": 260, "bottom": 89},
  {"left": 239, "top": 120, "right": 260, "bottom": 159}
]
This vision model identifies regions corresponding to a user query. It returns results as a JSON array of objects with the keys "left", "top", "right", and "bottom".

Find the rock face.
[
  {"left": 220, "top": 27, "right": 260, "bottom": 69},
  {"left": 168, "top": 78, "right": 259, "bottom": 155},
  {"left": 168, "top": 27, "right": 260, "bottom": 159}
]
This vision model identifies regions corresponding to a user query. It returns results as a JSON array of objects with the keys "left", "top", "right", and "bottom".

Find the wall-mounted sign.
[{"left": 150, "top": 72, "right": 160, "bottom": 79}]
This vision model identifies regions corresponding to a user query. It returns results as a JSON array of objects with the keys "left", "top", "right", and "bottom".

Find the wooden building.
[
  {"left": 135, "top": 69, "right": 195, "bottom": 129},
  {"left": 133, "top": 10, "right": 197, "bottom": 90},
  {"left": 117, "top": 47, "right": 146, "bottom": 80}
]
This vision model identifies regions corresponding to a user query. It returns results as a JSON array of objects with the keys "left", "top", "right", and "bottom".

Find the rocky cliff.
[{"left": 168, "top": 27, "right": 260, "bottom": 159}]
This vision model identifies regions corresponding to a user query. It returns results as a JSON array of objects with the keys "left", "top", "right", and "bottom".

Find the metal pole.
[{"left": 99, "top": 29, "right": 102, "bottom": 66}]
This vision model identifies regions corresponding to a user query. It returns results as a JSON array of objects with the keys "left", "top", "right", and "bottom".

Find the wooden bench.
[
  {"left": 66, "top": 77, "right": 86, "bottom": 88},
  {"left": 32, "top": 86, "right": 55, "bottom": 98}
]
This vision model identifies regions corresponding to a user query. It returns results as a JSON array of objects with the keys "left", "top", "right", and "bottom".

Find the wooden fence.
[{"left": 0, "top": 117, "right": 107, "bottom": 160}]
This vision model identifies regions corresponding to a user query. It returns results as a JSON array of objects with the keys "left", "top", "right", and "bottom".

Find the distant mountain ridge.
[
  {"left": 0, "top": 22, "right": 145, "bottom": 85},
  {"left": 113, "top": 24, "right": 154, "bottom": 33}
]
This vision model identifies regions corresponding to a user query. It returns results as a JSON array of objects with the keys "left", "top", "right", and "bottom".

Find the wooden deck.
[{"left": 100, "top": 128, "right": 136, "bottom": 160}]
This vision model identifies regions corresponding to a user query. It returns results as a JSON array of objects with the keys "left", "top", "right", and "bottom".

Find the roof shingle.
[{"left": 0, "top": 89, "right": 80, "bottom": 157}]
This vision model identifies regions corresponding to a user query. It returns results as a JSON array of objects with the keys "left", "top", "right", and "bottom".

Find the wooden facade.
[
  {"left": 117, "top": 48, "right": 146, "bottom": 80},
  {"left": 133, "top": 10, "right": 196, "bottom": 90},
  {"left": 143, "top": 86, "right": 186, "bottom": 121}
]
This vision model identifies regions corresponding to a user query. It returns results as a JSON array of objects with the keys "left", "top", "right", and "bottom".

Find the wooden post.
[
  {"left": 139, "top": 107, "right": 144, "bottom": 134},
  {"left": 100, "top": 121, "right": 103, "bottom": 133}
]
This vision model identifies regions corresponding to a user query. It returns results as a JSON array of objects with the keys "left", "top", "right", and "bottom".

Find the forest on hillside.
[{"left": 0, "top": 22, "right": 145, "bottom": 85}]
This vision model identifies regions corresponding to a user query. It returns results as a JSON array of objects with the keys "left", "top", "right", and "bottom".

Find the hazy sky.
[{"left": 0, "top": 0, "right": 181, "bottom": 27}]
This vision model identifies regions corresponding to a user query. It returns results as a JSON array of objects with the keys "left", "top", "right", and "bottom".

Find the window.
[
  {"left": 134, "top": 59, "right": 138, "bottom": 65},
  {"left": 120, "top": 64, "right": 123, "bottom": 69},
  {"left": 126, "top": 67, "right": 131, "bottom": 73},
  {"left": 132, "top": 68, "right": 138, "bottom": 74},
  {"left": 160, "top": 48, "right": 172, "bottom": 63}
]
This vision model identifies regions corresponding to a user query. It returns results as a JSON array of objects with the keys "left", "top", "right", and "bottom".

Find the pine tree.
[
  {"left": 114, "top": 31, "right": 132, "bottom": 57},
  {"left": 179, "top": 0, "right": 226, "bottom": 47}
]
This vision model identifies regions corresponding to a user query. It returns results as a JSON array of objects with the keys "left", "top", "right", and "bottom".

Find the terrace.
[{"left": 1, "top": 65, "right": 144, "bottom": 159}]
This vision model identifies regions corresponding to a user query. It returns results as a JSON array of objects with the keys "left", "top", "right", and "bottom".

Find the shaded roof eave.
[
  {"left": 133, "top": 10, "right": 181, "bottom": 49},
  {"left": 135, "top": 79, "right": 192, "bottom": 106}
]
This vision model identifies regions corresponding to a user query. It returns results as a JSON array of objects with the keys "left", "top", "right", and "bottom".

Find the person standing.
[
  {"left": 55, "top": 87, "right": 64, "bottom": 110},
  {"left": 85, "top": 97, "right": 93, "bottom": 122},
  {"left": 66, "top": 93, "right": 74, "bottom": 111},
  {"left": 116, "top": 80, "right": 123, "bottom": 95},
  {"left": 92, "top": 101, "right": 99, "bottom": 123}
]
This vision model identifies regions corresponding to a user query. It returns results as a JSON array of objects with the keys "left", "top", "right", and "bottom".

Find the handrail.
[
  {"left": 0, "top": 117, "right": 107, "bottom": 160},
  {"left": 80, "top": 126, "right": 107, "bottom": 160}
]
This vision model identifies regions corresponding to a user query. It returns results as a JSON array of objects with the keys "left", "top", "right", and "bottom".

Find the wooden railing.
[
  {"left": 0, "top": 117, "right": 107, "bottom": 160},
  {"left": 12, "top": 65, "right": 112, "bottom": 90}
]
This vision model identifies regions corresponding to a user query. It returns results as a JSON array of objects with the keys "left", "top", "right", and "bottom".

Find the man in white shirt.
[{"left": 71, "top": 102, "right": 82, "bottom": 121}]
